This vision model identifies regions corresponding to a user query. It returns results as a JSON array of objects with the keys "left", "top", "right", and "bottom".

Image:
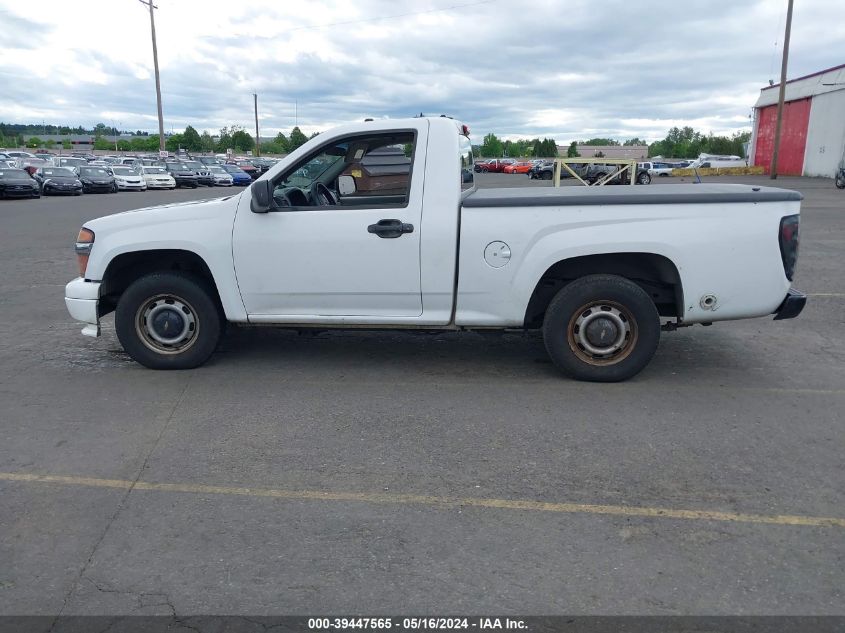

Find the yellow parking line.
[{"left": 1, "top": 472, "right": 843, "bottom": 528}]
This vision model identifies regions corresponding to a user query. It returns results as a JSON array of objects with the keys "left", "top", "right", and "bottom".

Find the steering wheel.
[{"left": 309, "top": 181, "right": 338, "bottom": 206}]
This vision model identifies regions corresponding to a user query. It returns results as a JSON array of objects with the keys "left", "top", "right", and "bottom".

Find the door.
[{"left": 232, "top": 126, "right": 426, "bottom": 318}]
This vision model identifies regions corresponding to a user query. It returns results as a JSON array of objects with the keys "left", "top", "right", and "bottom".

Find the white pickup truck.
[{"left": 65, "top": 116, "right": 805, "bottom": 381}]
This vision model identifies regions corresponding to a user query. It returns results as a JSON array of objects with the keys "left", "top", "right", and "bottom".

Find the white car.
[
  {"left": 109, "top": 166, "right": 147, "bottom": 191},
  {"left": 206, "top": 164, "right": 234, "bottom": 186},
  {"left": 140, "top": 165, "right": 176, "bottom": 189},
  {"left": 6, "top": 150, "right": 37, "bottom": 160}
]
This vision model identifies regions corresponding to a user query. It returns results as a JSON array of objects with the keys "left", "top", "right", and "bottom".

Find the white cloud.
[{"left": 0, "top": 0, "right": 843, "bottom": 144}]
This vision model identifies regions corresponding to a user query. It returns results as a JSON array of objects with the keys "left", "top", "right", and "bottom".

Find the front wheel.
[
  {"left": 542, "top": 274, "right": 660, "bottom": 382},
  {"left": 115, "top": 272, "right": 223, "bottom": 369},
  {"left": 637, "top": 172, "right": 651, "bottom": 185},
  {"left": 836, "top": 175, "right": 845, "bottom": 189}
]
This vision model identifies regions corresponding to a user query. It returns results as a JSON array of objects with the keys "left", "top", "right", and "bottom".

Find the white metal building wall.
[{"left": 803, "top": 89, "right": 845, "bottom": 177}]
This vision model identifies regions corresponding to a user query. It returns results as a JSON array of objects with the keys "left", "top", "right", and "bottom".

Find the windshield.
[
  {"left": 208, "top": 166, "right": 226, "bottom": 174},
  {"left": 183, "top": 162, "right": 201, "bottom": 169},
  {"left": 222, "top": 165, "right": 244, "bottom": 174},
  {"left": 144, "top": 167, "right": 166, "bottom": 174},
  {"left": 0, "top": 169, "right": 29, "bottom": 179},
  {"left": 112, "top": 167, "right": 137, "bottom": 175},
  {"left": 281, "top": 152, "right": 345, "bottom": 189},
  {"left": 79, "top": 167, "right": 110, "bottom": 176},
  {"left": 41, "top": 168, "right": 74, "bottom": 177}
]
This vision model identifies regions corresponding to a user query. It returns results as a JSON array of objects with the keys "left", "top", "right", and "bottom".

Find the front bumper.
[
  {"left": 773, "top": 288, "right": 807, "bottom": 320},
  {"left": 65, "top": 277, "right": 101, "bottom": 337},
  {"left": 44, "top": 184, "right": 82, "bottom": 194},
  {"left": 117, "top": 182, "right": 146, "bottom": 190},
  {"left": 83, "top": 182, "right": 113, "bottom": 193},
  {"left": 1, "top": 187, "right": 39, "bottom": 197}
]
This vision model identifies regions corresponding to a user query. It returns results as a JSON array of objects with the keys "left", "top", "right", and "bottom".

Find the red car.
[
  {"left": 503, "top": 161, "right": 532, "bottom": 174},
  {"left": 473, "top": 158, "right": 516, "bottom": 173}
]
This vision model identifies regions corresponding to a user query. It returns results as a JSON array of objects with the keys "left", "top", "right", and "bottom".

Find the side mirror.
[
  {"left": 337, "top": 175, "right": 356, "bottom": 196},
  {"left": 250, "top": 179, "right": 274, "bottom": 214}
]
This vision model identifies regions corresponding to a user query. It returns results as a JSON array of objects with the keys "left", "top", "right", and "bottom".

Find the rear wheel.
[
  {"left": 637, "top": 172, "right": 651, "bottom": 185},
  {"left": 836, "top": 175, "right": 845, "bottom": 189},
  {"left": 542, "top": 274, "right": 660, "bottom": 382},
  {"left": 115, "top": 272, "right": 222, "bottom": 370}
]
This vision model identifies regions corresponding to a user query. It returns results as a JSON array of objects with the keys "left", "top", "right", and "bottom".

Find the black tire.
[
  {"left": 637, "top": 172, "right": 651, "bottom": 185},
  {"left": 836, "top": 176, "right": 845, "bottom": 190},
  {"left": 542, "top": 171, "right": 552, "bottom": 180},
  {"left": 542, "top": 274, "right": 660, "bottom": 382},
  {"left": 115, "top": 272, "right": 223, "bottom": 370}
]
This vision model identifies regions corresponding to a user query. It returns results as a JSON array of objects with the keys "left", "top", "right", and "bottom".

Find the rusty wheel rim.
[{"left": 566, "top": 300, "right": 638, "bottom": 366}]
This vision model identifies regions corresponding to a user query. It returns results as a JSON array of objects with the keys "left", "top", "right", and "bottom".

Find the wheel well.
[
  {"left": 524, "top": 253, "right": 683, "bottom": 328},
  {"left": 98, "top": 249, "right": 222, "bottom": 317}
]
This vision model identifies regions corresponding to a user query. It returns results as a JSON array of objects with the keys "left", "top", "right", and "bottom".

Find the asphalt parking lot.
[{"left": 0, "top": 174, "right": 843, "bottom": 622}]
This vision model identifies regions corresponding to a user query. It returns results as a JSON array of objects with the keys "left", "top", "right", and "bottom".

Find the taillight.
[
  {"left": 778, "top": 214, "right": 799, "bottom": 281},
  {"left": 75, "top": 227, "right": 94, "bottom": 277}
]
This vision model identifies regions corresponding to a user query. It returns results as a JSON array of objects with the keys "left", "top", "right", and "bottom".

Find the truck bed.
[{"left": 462, "top": 184, "right": 803, "bottom": 208}]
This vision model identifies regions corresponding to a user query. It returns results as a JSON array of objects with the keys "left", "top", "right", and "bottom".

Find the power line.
[{"left": 288, "top": 0, "right": 496, "bottom": 32}]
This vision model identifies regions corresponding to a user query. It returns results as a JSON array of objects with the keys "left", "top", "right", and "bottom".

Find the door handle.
[{"left": 367, "top": 219, "right": 414, "bottom": 239}]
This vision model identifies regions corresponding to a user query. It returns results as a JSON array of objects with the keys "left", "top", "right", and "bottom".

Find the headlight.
[
  {"left": 75, "top": 228, "right": 95, "bottom": 277},
  {"left": 81, "top": 178, "right": 91, "bottom": 184}
]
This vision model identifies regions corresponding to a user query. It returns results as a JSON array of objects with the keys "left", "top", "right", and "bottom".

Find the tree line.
[
  {"left": 647, "top": 126, "right": 751, "bottom": 159},
  {"left": 475, "top": 134, "right": 560, "bottom": 158},
  {"left": 6, "top": 123, "right": 319, "bottom": 156},
  {"left": 471, "top": 127, "right": 751, "bottom": 159}
]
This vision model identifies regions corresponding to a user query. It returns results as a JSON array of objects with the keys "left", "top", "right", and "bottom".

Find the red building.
[{"left": 750, "top": 63, "right": 845, "bottom": 177}]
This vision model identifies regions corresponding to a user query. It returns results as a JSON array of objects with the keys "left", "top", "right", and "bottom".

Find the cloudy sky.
[{"left": 1, "top": 0, "right": 843, "bottom": 144}]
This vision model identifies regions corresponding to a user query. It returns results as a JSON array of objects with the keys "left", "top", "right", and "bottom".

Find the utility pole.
[
  {"left": 139, "top": 0, "right": 166, "bottom": 155},
  {"left": 770, "top": 0, "right": 794, "bottom": 180},
  {"left": 254, "top": 93, "right": 260, "bottom": 157}
]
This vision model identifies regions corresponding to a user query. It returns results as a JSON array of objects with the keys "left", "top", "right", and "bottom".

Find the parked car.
[
  {"left": 182, "top": 160, "right": 215, "bottom": 187},
  {"left": 503, "top": 161, "right": 533, "bottom": 174},
  {"left": 835, "top": 165, "right": 845, "bottom": 190},
  {"left": 0, "top": 168, "right": 40, "bottom": 198},
  {"left": 6, "top": 151, "right": 37, "bottom": 160},
  {"left": 528, "top": 161, "right": 583, "bottom": 180},
  {"left": 17, "top": 158, "right": 51, "bottom": 172},
  {"left": 197, "top": 156, "right": 223, "bottom": 166},
  {"left": 140, "top": 165, "right": 176, "bottom": 189},
  {"left": 473, "top": 158, "right": 516, "bottom": 173},
  {"left": 57, "top": 157, "right": 89, "bottom": 171},
  {"left": 649, "top": 162, "right": 674, "bottom": 177},
  {"left": 64, "top": 116, "right": 805, "bottom": 382},
  {"left": 221, "top": 163, "right": 252, "bottom": 186},
  {"left": 109, "top": 166, "right": 147, "bottom": 191},
  {"left": 164, "top": 162, "right": 199, "bottom": 188},
  {"left": 206, "top": 164, "right": 234, "bottom": 186},
  {"left": 587, "top": 164, "right": 651, "bottom": 185},
  {"left": 76, "top": 166, "right": 117, "bottom": 193},
  {"left": 229, "top": 159, "right": 260, "bottom": 180},
  {"left": 250, "top": 158, "right": 276, "bottom": 174},
  {"left": 33, "top": 167, "right": 83, "bottom": 196}
]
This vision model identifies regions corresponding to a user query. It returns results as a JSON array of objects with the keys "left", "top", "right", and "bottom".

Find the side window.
[
  {"left": 275, "top": 131, "right": 416, "bottom": 208},
  {"left": 459, "top": 135, "right": 474, "bottom": 191}
]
